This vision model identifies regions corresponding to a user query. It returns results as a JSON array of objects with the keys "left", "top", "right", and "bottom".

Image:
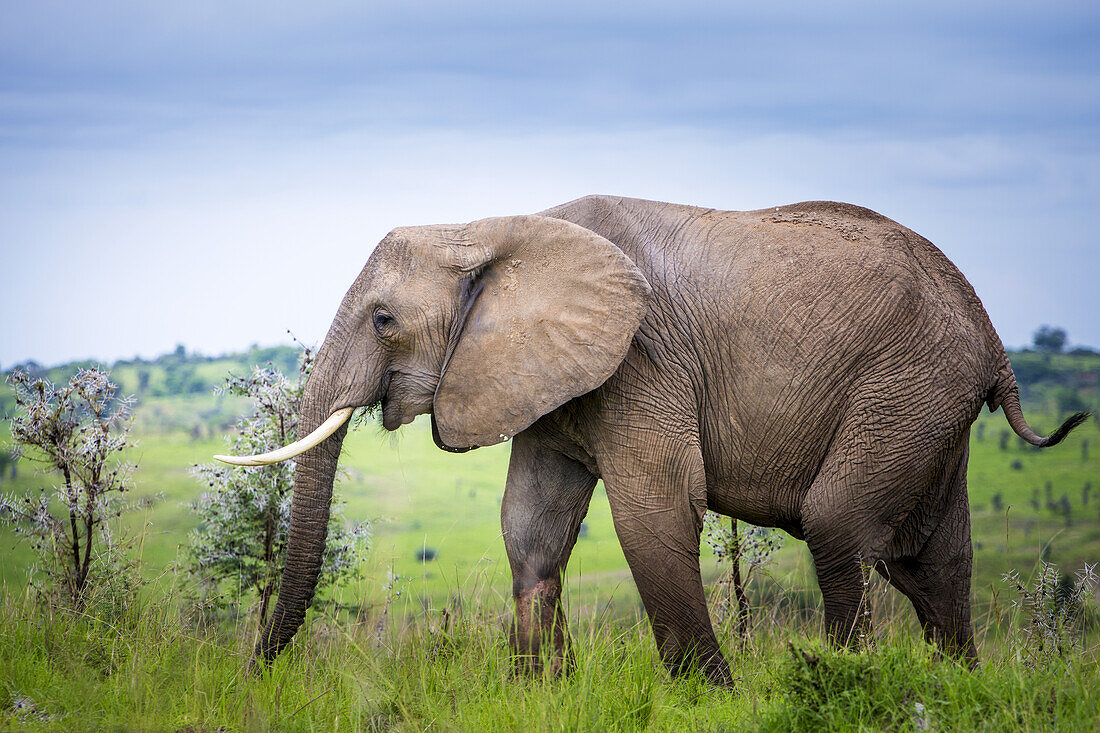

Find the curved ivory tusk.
[{"left": 214, "top": 407, "right": 355, "bottom": 466}]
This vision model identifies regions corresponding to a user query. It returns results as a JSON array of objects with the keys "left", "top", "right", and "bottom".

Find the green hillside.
[{"left": 1, "top": 344, "right": 1097, "bottom": 615}]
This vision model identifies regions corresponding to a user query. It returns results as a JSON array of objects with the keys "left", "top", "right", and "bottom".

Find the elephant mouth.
[
  {"left": 381, "top": 408, "right": 415, "bottom": 431},
  {"left": 380, "top": 394, "right": 421, "bottom": 431}
]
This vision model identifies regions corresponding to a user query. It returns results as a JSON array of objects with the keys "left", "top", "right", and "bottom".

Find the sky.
[{"left": 1, "top": 1, "right": 1098, "bottom": 367}]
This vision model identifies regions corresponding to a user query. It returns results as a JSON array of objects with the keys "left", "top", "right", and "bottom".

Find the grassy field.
[
  {"left": 0, "top": 559, "right": 1097, "bottom": 731},
  {"left": 1, "top": 351, "right": 1099, "bottom": 730},
  {"left": 6, "top": 405, "right": 1097, "bottom": 618}
]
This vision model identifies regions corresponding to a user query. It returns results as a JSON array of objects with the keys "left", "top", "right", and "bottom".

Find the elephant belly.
[{"left": 699, "top": 415, "right": 833, "bottom": 537}]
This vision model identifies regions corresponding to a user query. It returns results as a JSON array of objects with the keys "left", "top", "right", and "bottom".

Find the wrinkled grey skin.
[{"left": 257, "top": 195, "right": 1086, "bottom": 684}]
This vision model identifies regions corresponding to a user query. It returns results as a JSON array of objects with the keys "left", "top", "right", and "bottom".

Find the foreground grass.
[{"left": 1, "top": 581, "right": 1098, "bottom": 732}]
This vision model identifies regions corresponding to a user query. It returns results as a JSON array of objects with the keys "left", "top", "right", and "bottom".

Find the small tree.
[
  {"left": 0, "top": 369, "right": 139, "bottom": 609},
  {"left": 1032, "top": 325, "right": 1067, "bottom": 354},
  {"left": 702, "top": 511, "right": 784, "bottom": 644},
  {"left": 188, "top": 350, "right": 369, "bottom": 625}
]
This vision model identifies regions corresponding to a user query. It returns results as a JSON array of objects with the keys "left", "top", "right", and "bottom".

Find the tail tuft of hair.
[{"left": 1039, "top": 411, "right": 1091, "bottom": 448}]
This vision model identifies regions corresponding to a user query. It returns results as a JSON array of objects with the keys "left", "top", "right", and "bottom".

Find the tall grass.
[{"left": 1, "top": 552, "right": 1097, "bottom": 732}]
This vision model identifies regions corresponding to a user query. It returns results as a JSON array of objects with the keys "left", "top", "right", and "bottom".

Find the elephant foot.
[
  {"left": 924, "top": 628, "right": 979, "bottom": 669},
  {"left": 703, "top": 656, "right": 736, "bottom": 688},
  {"left": 662, "top": 643, "right": 735, "bottom": 688},
  {"left": 510, "top": 645, "right": 574, "bottom": 679},
  {"left": 510, "top": 578, "right": 573, "bottom": 679}
]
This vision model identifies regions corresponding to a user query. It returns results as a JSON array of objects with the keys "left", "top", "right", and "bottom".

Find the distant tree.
[
  {"left": 1033, "top": 325, "right": 1067, "bottom": 354},
  {"left": 163, "top": 364, "right": 211, "bottom": 396},
  {"left": 188, "top": 350, "right": 370, "bottom": 625},
  {"left": 136, "top": 368, "right": 150, "bottom": 395},
  {"left": 1054, "top": 387, "right": 1089, "bottom": 417},
  {"left": 10, "top": 360, "right": 45, "bottom": 376},
  {"left": 0, "top": 369, "right": 144, "bottom": 609},
  {"left": 0, "top": 449, "right": 12, "bottom": 482},
  {"left": 1059, "top": 495, "right": 1073, "bottom": 527}
]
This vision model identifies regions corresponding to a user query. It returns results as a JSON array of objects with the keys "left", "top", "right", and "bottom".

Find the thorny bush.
[
  {"left": 187, "top": 348, "right": 370, "bottom": 626},
  {"left": 0, "top": 368, "right": 147, "bottom": 611},
  {"left": 1001, "top": 560, "right": 1099, "bottom": 664},
  {"left": 702, "top": 511, "right": 784, "bottom": 632}
]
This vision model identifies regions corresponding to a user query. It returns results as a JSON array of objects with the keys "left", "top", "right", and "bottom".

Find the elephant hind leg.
[
  {"left": 800, "top": 421, "right": 954, "bottom": 649},
  {"left": 880, "top": 555, "right": 976, "bottom": 663},
  {"left": 800, "top": 451, "right": 894, "bottom": 647},
  {"left": 879, "top": 448, "right": 977, "bottom": 662},
  {"left": 803, "top": 421, "right": 976, "bottom": 661}
]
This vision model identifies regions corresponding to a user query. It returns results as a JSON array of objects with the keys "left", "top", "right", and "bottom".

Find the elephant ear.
[{"left": 433, "top": 215, "right": 651, "bottom": 450}]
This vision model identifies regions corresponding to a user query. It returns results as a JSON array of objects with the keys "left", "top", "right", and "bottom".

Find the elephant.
[{"left": 218, "top": 194, "right": 1087, "bottom": 685}]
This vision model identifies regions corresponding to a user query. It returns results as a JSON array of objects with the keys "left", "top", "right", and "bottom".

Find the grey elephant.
[{"left": 219, "top": 195, "right": 1087, "bottom": 685}]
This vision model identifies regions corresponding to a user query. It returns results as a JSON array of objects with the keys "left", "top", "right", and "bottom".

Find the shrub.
[
  {"left": 0, "top": 369, "right": 145, "bottom": 610},
  {"left": 763, "top": 643, "right": 934, "bottom": 731},
  {"left": 187, "top": 349, "right": 370, "bottom": 625},
  {"left": 702, "top": 511, "right": 784, "bottom": 638},
  {"left": 1001, "top": 561, "right": 1099, "bottom": 664}
]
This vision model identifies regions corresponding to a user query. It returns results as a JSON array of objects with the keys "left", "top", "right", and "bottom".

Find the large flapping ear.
[{"left": 433, "top": 215, "right": 651, "bottom": 450}]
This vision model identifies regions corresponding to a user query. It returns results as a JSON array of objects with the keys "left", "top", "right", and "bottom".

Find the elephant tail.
[{"left": 987, "top": 353, "right": 1090, "bottom": 447}]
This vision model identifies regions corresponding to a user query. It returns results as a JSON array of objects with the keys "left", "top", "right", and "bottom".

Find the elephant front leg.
[
  {"left": 601, "top": 435, "right": 733, "bottom": 686},
  {"left": 501, "top": 431, "right": 597, "bottom": 677},
  {"left": 511, "top": 577, "right": 569, "bottom": 677}
]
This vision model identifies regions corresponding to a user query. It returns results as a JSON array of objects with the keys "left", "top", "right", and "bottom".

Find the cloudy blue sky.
[{"left": 2, "top": 1, "right": 1098, "bottom": 366}]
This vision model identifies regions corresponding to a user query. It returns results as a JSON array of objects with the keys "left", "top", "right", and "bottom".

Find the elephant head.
[{"left": 218, "top": 214, "right": 651, "bottom": 663}]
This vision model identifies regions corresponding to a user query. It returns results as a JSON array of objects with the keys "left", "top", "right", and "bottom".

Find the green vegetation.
[
  {"left": 0, "top": 571, "right": 1097, "bottom": 731},
  {"left": 0, "top": 344, "right": 299, "bottom": 437},
  {"left": 0, "top": 369, "right": 151, "bottom": 613},
  {"left": 187, "top": 356, "right": 370, "bottom": 626},
  {"left": 0, "top": 343, "right": 1098, "bottom": 730}
]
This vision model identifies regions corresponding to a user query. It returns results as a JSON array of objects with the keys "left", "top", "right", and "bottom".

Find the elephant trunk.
[{"left": 253, "top": 312, "right": 380, "bottom": 664}]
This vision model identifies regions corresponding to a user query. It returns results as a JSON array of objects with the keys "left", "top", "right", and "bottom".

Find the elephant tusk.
[{"left": 214, "top": 407, "right": 355, "bottom": 466}]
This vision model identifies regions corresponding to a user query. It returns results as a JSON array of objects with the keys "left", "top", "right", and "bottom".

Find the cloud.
[
  {"left": 3, "top": 1, "right": 1097, "bottom": 142},
  {"left": 1, "top": 1, "right": 1098, "bottom": 364}
]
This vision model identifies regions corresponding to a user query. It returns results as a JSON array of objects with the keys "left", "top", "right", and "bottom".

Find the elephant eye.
[{"left": 372, "top": 309, "right": 396, "bottom": 336}]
